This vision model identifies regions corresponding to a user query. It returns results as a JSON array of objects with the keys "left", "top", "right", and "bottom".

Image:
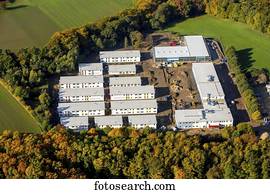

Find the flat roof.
[
  {"left": 59, "top": 87, "right": 104, "bottom": 97},
  {"left": 109, "top": 76, "right": 141, "bottom": 86},
  {"left": 79, "top": 63, "right": 103, "bottom": 71},
  {"left": 58, "top": 102, "right": 105, "bottom": 111},
  {"left": 95, "top": 116, "right": 123, "bottom": 126},
  {"left": 197, "top": 82, "right": 225, "bottom": 99},
  {"left": 109, "top": 64, "right": 136, "bottom": 73},
  {"left": 60, "top": 75, "right": 104, "bottom": 84},
  {"left": 110, "top": 85, "right": 155, "bottom": 95},
  {"left": 184, "top": 36, "right": 209, "bottom": 57},
  {"left": 175, "top": 108, "right": 233, "bottom": 123},
  {"left": 153, "top": 46, "right": 190, "bottom": 58},
  {"left": 128, "top": 115, "right": 157, "bottom": 125},
  {"left": 100, "top": 50, "right": 141, "bottom": 58},
  {"left": 111, "top": 100, "right": 157, "bottom": 109},
  {"left": 192, "top": 62, "right": 225, "bottom": 99},
  {"left": 192, "top": 63, "right": 219, "bottom": 83},
  {"left": 60, "top": 117, "right": 89, "bottom": 127}
]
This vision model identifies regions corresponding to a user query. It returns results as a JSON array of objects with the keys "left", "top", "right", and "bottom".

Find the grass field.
[
  {"left": 0, "top": 0, "right": 133, "bottom": 49},
  {"left": 0, "top": 83, "right": 41, "bottom": 133},
  {"left": 166, "top": 15, "right": 270, "bottom": 70}
]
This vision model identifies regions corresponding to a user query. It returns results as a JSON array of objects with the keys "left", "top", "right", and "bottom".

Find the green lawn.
[
  {"left": 0, "top": 0, "right": 133, "bottom": 50},
  {"left": 0, "top": 83, "right": 41, "bottom": 133},
  {"left": 165, "top": 15, "right": 270, "bottom": 70}
]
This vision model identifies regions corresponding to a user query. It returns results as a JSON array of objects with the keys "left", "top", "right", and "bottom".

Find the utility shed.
[
  {"left": 108, "top": 64, "right": 136, "bottom": 75},
  {"left": 128, "top": 115, "right": 157, "bottom": 129},
  {"left": 94, "top": 116, "right": 123, "bottom": 129}
]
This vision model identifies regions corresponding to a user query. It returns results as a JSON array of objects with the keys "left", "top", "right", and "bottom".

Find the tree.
[
  {"left": 29, "top": 69, "right": 39, "bottom": 84},
  {"left": 169, "top": 0, "right": 192, "bottom": 17},
  {"left": 38, "top": 92, "right": 50, "bottom": 107},
  {"left": 130, "top": 31, "right": 143, "bottom": 48}
]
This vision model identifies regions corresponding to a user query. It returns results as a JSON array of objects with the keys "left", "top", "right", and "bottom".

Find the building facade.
[
  {"left": 60, "top": 75, "right": 104, "bottom": 89},
  {"left": 94, "top": 116, "right": 123, "bottom": 129},
  {"left": 111, "top": 100, "right": 157, "bottom": 115},
  {"left": 58, "top": 102, "right": 105, "bottom": 117},
  {"left": 110, "top": 86, "right": 155, "bottom": 101},
  {"left": 128, "top": 115, "right": 157, "bottom": 129},
  {"left": 100, "top": 50, "right": 141, "bottom": 63},
  {"left": 59, "top": 88, "right": 104, "bottom": 102},
  {"left": 175, "top": 108, "right": 233, "bottom": 129},
  {"left": 79, "top": 63, "right": 103, "bottom": 76}
]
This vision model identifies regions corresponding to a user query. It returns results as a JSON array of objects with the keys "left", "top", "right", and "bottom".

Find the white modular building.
[
  {"left": 109, "top": 76, "right": 141, "bottom": 87},
  {"left": 79, "top": 63, "right": 103, "bottom": 76},
  {"left": 192, "top": 63, "right": 225, "bottom": 102},
  {"left": 111, "top": 100, "right": 158, "bottom": 115},
  {"left": 58, "top": 102, "right": 105, "bottom": 117},
  {"left": 59, "top": 87, "right": 104, "bottom": 102},
  {"left": 94, "top": 116, "right": 123, "bottom": 129},
  {"left": 59, "top": 75, "right": 104, "bottom": 89},
  {"left": 174, "top": 62, "right": 234, "bottom": 129},
  {"left": 100, "top": 50, "right": 141, "bottom": 63},
  {"left": 175, "top": 107, "right": 233, "bottom": 129},
  {"left": 60, "top": 117, "right": 89, "bottom": 131},
  {"left": 110, "top": 85, "right": 155, "bottom": 101},
  {"left": 108, "top": 64, "right": 136, "bottom": 75},
  {"left": 152, "top": 35, "right": 210, "bottom": 64},
  {"left": 128, "top": 115, "right": 157, "bottom": 129}
]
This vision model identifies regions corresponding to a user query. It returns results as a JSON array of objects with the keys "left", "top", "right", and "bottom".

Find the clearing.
[
  {"left": 0, "top": 0, "right": 133, "bottom": 49},
  {"left": 165, "top": 15, "right": 270, "bottom": 71},
  {"left": 0, "top": 83, "right": 41, "bottom": 133}
]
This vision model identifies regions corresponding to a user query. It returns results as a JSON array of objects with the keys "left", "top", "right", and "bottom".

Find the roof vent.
[{"left": 207, "top": 75, "right": 215, "bottom": 82}]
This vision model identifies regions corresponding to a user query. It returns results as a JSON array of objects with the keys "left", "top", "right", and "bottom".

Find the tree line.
[
  {"left": 204, "top": 0, "right": 270, "bottom": 34},
  {"left": 0, "top": 124, "right": 269, "bottom": 178},
  {"left": 225, "top": 46, "right": 262, "bottom": 121}
]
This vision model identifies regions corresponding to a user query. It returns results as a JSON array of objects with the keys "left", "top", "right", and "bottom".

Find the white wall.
[
  {"left": 110, "top": 83, "right": 141, "bottom": 87},
  {"left": 79, "top": 70, "right": 103, "bottom": 76},
  {"left": 176, "top": 120, "right": 233, "bottom": 129},
  {"left": 110, "top": 93, "right": 155, "bottom": 101},
  {"left": 60, "top": 82, "right": 103, "bottom": 89},
  {"left": 96, "top": 124, "right": 123, "bottom": 129},
  {"left": 59, "top": 95, "right": 104, "bottom": 102},
  {"left": 111, "top": 108, "right": 157, "bottom": 115},
  {"left": 101, "top": 56, "right": 140, "bottom": 63},
  {"left": 59, "top": 109, "right": 105, "bottom": 117},
  {"left": 108, "top": 71, "right": 136, "bottom": 76},
  {"left": 131, "top": 123, "right": 157, "bottom": 129}
]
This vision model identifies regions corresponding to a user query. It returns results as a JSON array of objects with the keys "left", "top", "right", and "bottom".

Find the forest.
[{"left": 0, "top": 124, "right": 270, "bottom": 179}]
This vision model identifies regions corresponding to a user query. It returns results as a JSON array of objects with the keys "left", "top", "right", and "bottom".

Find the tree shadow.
[
  {"left": 6, "top": 5, "right": 27, "bottom": 10},
  {"left": 236, "top": 48, "right": 255, "bottom": 72}
]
